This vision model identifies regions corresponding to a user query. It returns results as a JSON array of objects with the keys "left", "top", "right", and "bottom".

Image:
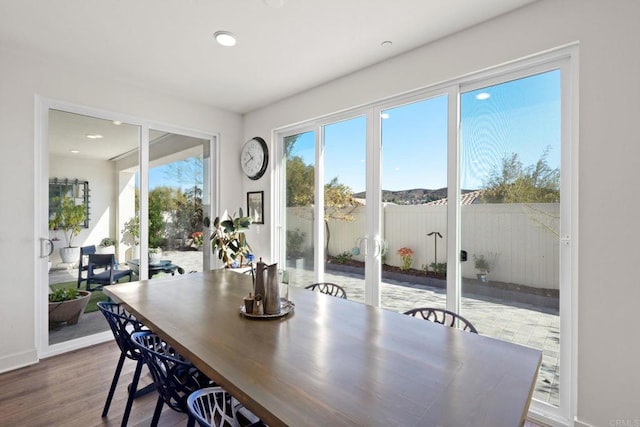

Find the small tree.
[{"left": 49, "top": 196, "right": 86, "bottom": 248}]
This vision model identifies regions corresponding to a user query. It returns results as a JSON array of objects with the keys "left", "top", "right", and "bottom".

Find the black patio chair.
[
  {"left": 86, "top": 253, "right": 133, "bottom": 291},
  {"left": 76, "top": 245, "right": 96, "bottom": 289},
  {"left": 403, "top": 307, "right": 478, "bottom": 333},
  {"left": 305, "top": 282, "right": 347, "bottom": 299}
]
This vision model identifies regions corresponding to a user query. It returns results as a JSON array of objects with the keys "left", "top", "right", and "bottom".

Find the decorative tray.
[{"left": 239, "top": 299, "right": 295, "bottom": 320}]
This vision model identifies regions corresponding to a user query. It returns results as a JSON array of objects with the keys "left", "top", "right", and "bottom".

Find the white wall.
[
  {"left": 243, "top": 1, "right": 640, "bottom": 425},
  {"left": 0, "top": 45, "right": 243, "bottom": 372},
  {"left": 48, "top": 154, "right": 115, "bottom": 265}
]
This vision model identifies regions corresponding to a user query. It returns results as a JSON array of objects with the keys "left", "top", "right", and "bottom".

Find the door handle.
[{"left": 40, "top": 238, "right": 54, "bottom": 258}]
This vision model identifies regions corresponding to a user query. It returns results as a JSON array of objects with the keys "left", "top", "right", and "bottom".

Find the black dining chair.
[
  {"left": 305, "top": 282, "right": 347, "bottom": 299},
  {"left": 86, "top": 253, "right": 133, "bottom": 291},
  {"left": 97, "top": 301, "right": 148, "bottom": 426},
  {"left": 403, "top": 307, "right": 478, "bottom": 333},
  {"left": 131, "top": 331, "right": 213, "bottom": 427}
]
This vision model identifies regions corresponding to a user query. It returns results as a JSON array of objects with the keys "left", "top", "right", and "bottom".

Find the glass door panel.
[
  {"left": 460, "top": 70, "right": 561, "bottom": 406},
  {"left": 48, "top": 109, "right": 140, "bottom": 345},
  {"left": 146, "top": 130, "right": 211, "bottom": 278},
  {"left": 379, "top": 96, "right": 449, "bottom": 312},
  {"left": 283, "top": 131, "right": 315, "bottom": 287},
  {"left": 322, "top": 117, "right": 366, "bottom": 302}
]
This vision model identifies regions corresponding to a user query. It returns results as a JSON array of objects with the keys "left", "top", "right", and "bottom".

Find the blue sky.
[{"left": 289, "top": 69, "right": 561, "bottom": 193}]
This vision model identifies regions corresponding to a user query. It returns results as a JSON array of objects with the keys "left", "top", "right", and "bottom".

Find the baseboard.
[
  {"left": 41, "top": 331, "right": 112, "bottom": 358},
  {"left": 0, "top": 348, "right": 38, "bottom": 374}
]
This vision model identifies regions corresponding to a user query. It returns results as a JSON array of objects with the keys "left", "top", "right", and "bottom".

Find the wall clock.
[{"left": 241, "top": 136, "right": 269, "bottom": 180}]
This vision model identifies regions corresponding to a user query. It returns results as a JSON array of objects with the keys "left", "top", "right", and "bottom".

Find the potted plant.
[
  {"left": 97, "top": 237, "right": 117, "bottom": 254},
  {"left": 191, "top": 231, "right": 204, "bottom": 250},
  {"left": 210, "top": 209, "right": 253, "bottom": 267},
  {"left": 121, "top": 216, "right": 140, "bottom": 259},
  {"left": 49, "top": 196, "right": 86, "bottom": 264},
  {"left": 474, "top": 254, "right": 492, "bottom": 283},
  {"left": 48, "top": 287, "right": 91, "bottom": 325},
  {"left": 149, "top": 247, "right": 162, "bottom": 265}
]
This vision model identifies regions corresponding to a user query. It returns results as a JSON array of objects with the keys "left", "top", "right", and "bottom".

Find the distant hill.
[{"left": 353, "top": 188, "right": 477, "bottom": 205}]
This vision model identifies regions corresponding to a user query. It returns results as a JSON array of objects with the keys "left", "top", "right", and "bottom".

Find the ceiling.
[{"left": 1, "top": 0, "right": 537, "bottom": 115}]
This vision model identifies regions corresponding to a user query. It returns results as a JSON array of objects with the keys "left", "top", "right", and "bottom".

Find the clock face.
[{"left": 241, "top": 137, "right": 268, "bottom": 180}]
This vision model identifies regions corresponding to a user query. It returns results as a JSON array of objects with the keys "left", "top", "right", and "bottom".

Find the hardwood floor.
[
  {"left": 0, "top": 341, "right": 188, "bottom": 426},
  {"left": 0, "top": 341, "right": 548, "bottom": 427}
]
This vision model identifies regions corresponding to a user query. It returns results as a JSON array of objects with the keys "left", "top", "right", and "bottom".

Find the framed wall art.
[{"left": 247, "top": 191, "right": 264, "bottom": 224}]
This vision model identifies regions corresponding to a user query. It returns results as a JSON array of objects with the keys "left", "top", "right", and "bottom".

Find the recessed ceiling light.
[
  {"left": 264, "top": 0, "right": 285, "bottom": 8},
  {"left": 476, "top": 92, "right": 491, "bottom": 100},
  {"left": 86, "top": 134, "right": 103, "bottom": 139},
  {"left": 70, "top": 149, "right": 80, "bottom": 154},
  {"left": 214, "top": 31, "right": 237, "bottom": 47},
  {"left": 112, "top": 120, "right": 122, "bottom": 125}
]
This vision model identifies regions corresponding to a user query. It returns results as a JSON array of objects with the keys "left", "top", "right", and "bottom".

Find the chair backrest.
[
  {"left": 305, "top": 282, "right": 347, "bottom": 299},
  {"left": 87, "top": 253, "right": 116, "bottom": 283},
  {"left": 403, "top": 307, "right": 478, "bottom": 333},
  {"left": 131, "top": 331, "right": 210, "bottom": 414},
  {"left": 187, "top": 387, "right": 240, "bottom": 427},
  {"left": 77, "top": 245, "right": 97, "bottom": 286},
  {"left": 97, "top": 301, "right": 146, "bottom": 361}
]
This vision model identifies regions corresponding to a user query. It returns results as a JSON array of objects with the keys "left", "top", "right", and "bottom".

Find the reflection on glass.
[{"left": 460, "top": 70, "right": 561, "bottom": 406}]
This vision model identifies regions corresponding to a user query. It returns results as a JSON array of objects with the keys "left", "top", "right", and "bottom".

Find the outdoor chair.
[
  {"left": 305, "top": 282, "right": 347, "bottom": 299},
  {"left": 76, "top": 245, "right": 96, "bottom": 289},
  {"left": 131, "top": 331, "right": 213, "bottom": 427},
  {"left": 97, "top": 301, "right": 149, "bottom": 426},
  {"left": 403, "top": 307, "right": 478, "bottom": 333},
  {"left": 86, "top": 253, "right": 133, "bottom": 291},
  {"left": 187, "top": 387, "right": 264, "bottom": 427}
]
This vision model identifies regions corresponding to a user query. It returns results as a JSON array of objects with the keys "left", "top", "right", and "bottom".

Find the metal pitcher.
[
  {"left": 263, "top": 262, "right": 280, "bottom": 315},
  {"left": 254, "top": 258, "right": 267, "bottom": 300}
]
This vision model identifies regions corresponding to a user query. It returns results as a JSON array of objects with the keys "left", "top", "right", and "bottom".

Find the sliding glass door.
[
  {"left": 40, "top": 101, "right": 217, "bottom": 357},
  {"left": 277, "top": 51, "right": 574, "bottom": 421},
  {"left": 459, "top": 69, "right": 563, "bottom": 407}
]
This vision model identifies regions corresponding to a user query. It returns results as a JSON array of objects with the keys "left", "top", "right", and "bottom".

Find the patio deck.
[{"left": 48, "top": 251, "right": 559, "bottom": 406}]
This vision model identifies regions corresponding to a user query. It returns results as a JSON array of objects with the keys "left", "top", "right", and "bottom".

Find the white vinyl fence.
[{"left": 287, "top": 203, "right": 559, "bottom": 290}]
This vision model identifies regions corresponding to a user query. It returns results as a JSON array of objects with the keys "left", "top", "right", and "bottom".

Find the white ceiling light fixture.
[
  {"left": 69, "top": 149, "right": 80, "bottom": 154},
  {"left": 264, "top": 0, "right": 285, "bottom": 8},
  {"left": 214, "top": 31, "right": 237, "bottom": 47},
  {"left": 86, "top": 133, "right": 103, "bottom": 139}
]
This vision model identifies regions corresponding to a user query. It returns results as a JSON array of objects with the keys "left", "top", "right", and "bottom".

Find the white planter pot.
[
  {"left": 149, "top": 252, "right": 162, "bottom": 265},
  {"left": 60, "top": 247, "right": 80, "bottom": 265},
  {"left": 96, "top": 246, "right": 116, "bottom": 255}
]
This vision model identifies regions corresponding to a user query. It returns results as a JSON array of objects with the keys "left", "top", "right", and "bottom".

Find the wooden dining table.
[{"left": 104, "top": 269, "right": 541, "bottom": 427}]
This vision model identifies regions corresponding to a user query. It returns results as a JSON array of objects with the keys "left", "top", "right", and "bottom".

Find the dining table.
[{"left": 104, "top": 269, "right": 541, "bottom": 427}]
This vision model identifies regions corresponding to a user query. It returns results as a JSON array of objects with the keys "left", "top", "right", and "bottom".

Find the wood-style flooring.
[
  {"left": 0, "top": 341, "right": 187, "bottom": 426},
  {"left": 0, "top": 341, "right": 547, "bottom": 426}
]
